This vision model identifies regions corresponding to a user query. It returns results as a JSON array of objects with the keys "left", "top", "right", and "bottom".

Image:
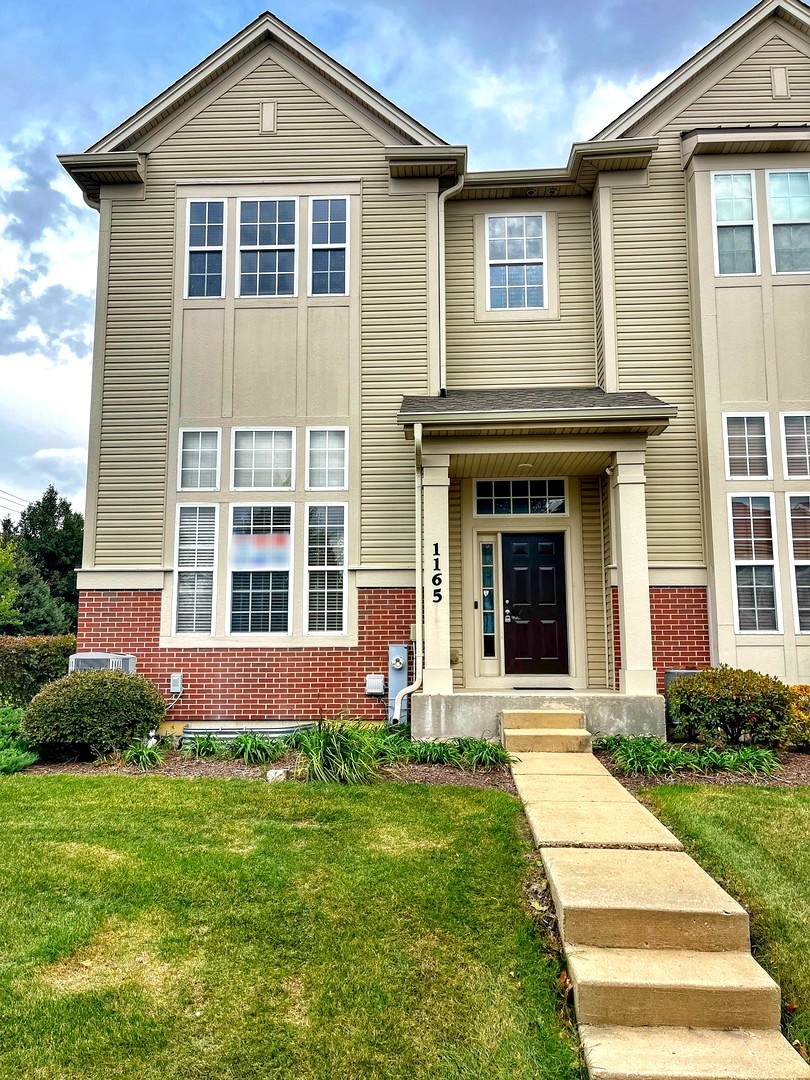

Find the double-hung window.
[
  {"left": 306, "top": 504, "right": 346, "bottom": 633},
  {"left": 486, "top": 214, "right": 544, "bottom": 309},
  {"left": 230, "top": 506, "right": 292, "bottom": 633},
  {"left": 768, "top": 171, "right": 810, "bottom": 273},
  {"left": 187, "top": 200, "right": 225, "bottom": 297},
  {"left": 723, "top": 415, "right": 770, "bottom": 479},
  {"left": 729, "top": 494, "right": 779, "bottom": 632},
  {"left": 175, "top": 506, "right": 217, "bottom": 633},
  {"left": 238, "top": 199, "right": 296, "bottom": 296},
  {"left": 307, "top": 429, "right": 347, "bottom": 489},
  {"left": 713, "top": 173, "right": 757, "bottom": 275},
  {"left": 232, "top": 429, "right": 294, "bottom": 489},
  {"left": 782, "top": 414, "right": 810, "bottom": 478},
  {"left": 788, "top": 495, "right": 810, "bottom": 632},
  {"left": 310, "top": 198, "right": 348, "bottom": 295},
  {"left": 179, "top": 430, "right": 220, "bottom": 490}
]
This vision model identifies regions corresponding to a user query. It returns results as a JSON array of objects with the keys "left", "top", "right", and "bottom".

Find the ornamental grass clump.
[
  {"left": 294, "top": 721, "right": 381, "bottom": 784},
  {"left": 594, "top": 734, "right": 779, "bottom": 777},
  {"left": 667, "top": 665, "right": 791, "bottom": 748}
]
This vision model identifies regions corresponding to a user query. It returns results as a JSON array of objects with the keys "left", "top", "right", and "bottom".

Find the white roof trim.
[
  {"left": 87, "top": 11, "right": 446, "bottom": 154},
  {"left": 597, "top": 0, "right": 810, "bottom": 140}
]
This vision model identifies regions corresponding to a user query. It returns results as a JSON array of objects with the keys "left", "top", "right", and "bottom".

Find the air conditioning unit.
[{"left": 69, "top": 652, "right": 137, "bottom": 674}]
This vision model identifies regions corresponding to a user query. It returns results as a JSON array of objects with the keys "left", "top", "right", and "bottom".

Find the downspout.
[
  {"left": 393, "top": 422, "right": 423, "bottom": 723},
  {"left": 437, "top": 169, "right": 465, "bottom": 393}
]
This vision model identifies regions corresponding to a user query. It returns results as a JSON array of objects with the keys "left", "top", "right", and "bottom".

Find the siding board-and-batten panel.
[
  {"left": 581, "top": 475, "right": 609, "bottom": 688},
  {"left": 592, "top": 199, "right": 605, "bottom": 390},
  {"left": 449, "top": 479, "right": 463, "bottom": 688}
]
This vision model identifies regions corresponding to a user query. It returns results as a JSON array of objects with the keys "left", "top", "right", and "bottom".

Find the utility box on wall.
[{"left": 388, "top": 644, "right": 409, "bottom": 724}]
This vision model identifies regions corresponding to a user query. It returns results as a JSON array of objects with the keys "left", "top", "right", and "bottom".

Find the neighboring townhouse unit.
[{"left": 61, "top": 0, "right": 810, "bottom": 736}]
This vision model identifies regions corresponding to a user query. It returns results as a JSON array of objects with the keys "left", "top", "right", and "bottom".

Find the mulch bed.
[{"left": 596, "top": 749, "right": 810, "bottom": 793}]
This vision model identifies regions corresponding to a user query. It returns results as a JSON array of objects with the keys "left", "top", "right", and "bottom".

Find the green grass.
[
  {"left": 0, "top": 775, "right": 582, "bottom": 1079},
  {"left": 645, "top": 784, "right": 810, "bottom": 1051}
]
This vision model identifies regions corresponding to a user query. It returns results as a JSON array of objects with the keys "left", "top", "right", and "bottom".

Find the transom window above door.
[
  {"left": 475, "top": 479, "right": 565, "bottom": 516},
  {"left": 486, "top": 214, "right": 544, "bottom": 309}
]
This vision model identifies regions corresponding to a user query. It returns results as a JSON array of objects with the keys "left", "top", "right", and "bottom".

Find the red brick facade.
[
  {"left": 77, "top": 588, "right": 415, "bottom": 722},
  {"left": 612, "top": 585, "right": 712, "bottom": 693}
]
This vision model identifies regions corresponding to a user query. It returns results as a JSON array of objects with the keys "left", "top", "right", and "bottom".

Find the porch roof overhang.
[{"left": 397, "top": 388, "right": 676, "bottom": 439}]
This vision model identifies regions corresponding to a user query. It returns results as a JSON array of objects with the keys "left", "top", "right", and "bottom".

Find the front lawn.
[
  {"left": 0, "top": 775, "right": 582, "bottom": 1079},
  {"left": 645, "top": 784, "right": 810, "bottom": 1054}
]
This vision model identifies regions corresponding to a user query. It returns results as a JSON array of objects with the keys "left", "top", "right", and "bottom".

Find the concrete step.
[
  {"left": 500, "top": 708, "right": 585, "bottom": 730},
  {"left": 510, "top": 751, "right": 611, "bottom": 776},
  {"left": 568, "top": 946, "right": 780, "bottom": 1030},
  {"left": 543, "top": 848, "right": 750, "bottom": 951},
  {"left": 503, "top": 727, "right": 592, "bottom": 753},
  {"left": 580, "top": 1025, "right": 810, "bottom": 1079},
  {"left": 526, "top": 799, "right": 683, "bottom": 850}
]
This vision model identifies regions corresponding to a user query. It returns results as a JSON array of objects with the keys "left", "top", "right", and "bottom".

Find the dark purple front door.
[{"left": 502, "top": 533, "right": 569, "bottom": 676}]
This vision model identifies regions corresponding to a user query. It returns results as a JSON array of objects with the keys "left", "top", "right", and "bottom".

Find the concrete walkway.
[{"left": 504, "top": 710, "right": 810, "bottom": 1080}]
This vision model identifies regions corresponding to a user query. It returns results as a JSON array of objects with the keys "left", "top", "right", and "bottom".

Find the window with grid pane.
[
  {"left": 724, "top": 416, "right": 769, "bottom": 478},
  {"left": 187, "top": 200, "right": 224, "bottom": 297},
  {"left": 230, "top": 505, "right": 291, "bottom": 633},
  {"left": 713, "top": 173, "right": 756, "bottom": 275},
  {"left": 480, "top": 542, "right": 496, "bottom": 658},
  {"left": 730, "top": 495, "right": 778, "bottom": 631},
  {"left": 233, "top": 430, "right": 293, "bottom": 489},
  {"left": 475, "top": 479, "right": 564, "bottom": 515},
  {"left": 239, "top": 199, "right": 296, "bottom": 296},
  {"left": 768, "top": 171, "right": 810, "bottom": 273},
  {"left": 176, "top": 506, "right": 216, "bottom": 633},
  {"left": 307, "top": 429, "right": 346, "bottom": 489},
  {"left": 487, "top": 214, "right": 544, "bottom": 309},
  {"left": 311, "top": 199, "right": 347, "bottom": 295},
  {"left": 307, "top": 505, "right": 346, "bottom": 632},
  {"left": 180, "top": 430, "right": 219, "bottom": 489},
  {"left": 783, "top": 414, "right": 810, "bottom": 477},
  {"left": 788, "top": 495, "right": 810, "bottom": 631}
]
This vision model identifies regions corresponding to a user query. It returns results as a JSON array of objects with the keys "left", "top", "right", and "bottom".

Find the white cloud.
[
  {"left": 2, "top": 349, "right": 91, "bottom": 445},
  {"left": 567, "top": 70, "right": 669, "bottom": 143}
]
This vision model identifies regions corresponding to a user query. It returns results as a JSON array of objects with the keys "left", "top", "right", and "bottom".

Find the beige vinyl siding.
[
  {"left": 449, "top": 478, "right": 463, "bottom": 688},
  {"left": 443, "top": 205, "right": 596, "bottom": 387},
  {"left": 600, "top": 473, "right": 615, "bottom": 689},
  {"left": 91, "top": 46, "right": 429, "bottom": 567},
  {"left": 592, "top": 199, "right": 605, "bottom": 390},
  {"left": 581, "top": 475, "right": 609, "bottom": 688}
]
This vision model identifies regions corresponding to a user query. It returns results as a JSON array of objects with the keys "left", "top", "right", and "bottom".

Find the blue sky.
[{"left": 0, "top": 0, "right": 751, "bottom": 518}]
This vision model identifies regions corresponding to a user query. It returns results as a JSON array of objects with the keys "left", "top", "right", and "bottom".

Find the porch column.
[
  {"left": 421, "top": 454, "right": 454, "bottom": 694},
  {"left": 610, "top": 449, "right": 657, "bottom": 695}
]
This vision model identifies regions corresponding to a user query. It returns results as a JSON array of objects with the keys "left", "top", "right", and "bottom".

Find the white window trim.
[
  {"left": 766, "top": 169, "right": 810, "bottom": 277},
  {"left": 177, "top": 427, "right": 222, "bottom": 492},
  {"left": 307, "top": 195, "right": 351, "bottom": 298},
  {"left": 785, "top": 492, "right": 810, "bottom": 635},
  {"left": 780, "top": 411, "right": 810, "bottom": 480},
  {"left": 727, "top": 492, "right": 782, "bottom": 635},
  {"left": 230, "top": 427, "right": 296, "bottom": 492},
  {"left": 711, "top": 171, "right": 760, "bottom": 278},
  {"left": 484, "top": 211, "right": 547, "bottom": 312},
  {"left": 472, "top": 476, "right": 568, "bottom": 518},
  {"left": 173, "top": 503, "right": 218, "bottom": 636},
  {"left": 722, "top": 412, "right": 772, "bottom": 481},
  {"left": 304, "top": 501, "right": 348, "bottom": 636},
  {"left": 234, "top": 195, "right": 299, "bottom": 299},
  {"left": 184, "top": 198, "right": 227, "bottom": 300},
  {"left": 226, "top": 502, "right": 295, "bottom": 637},
  {"left": 305, "top": 427, "right": 349, "bottom": 491}
]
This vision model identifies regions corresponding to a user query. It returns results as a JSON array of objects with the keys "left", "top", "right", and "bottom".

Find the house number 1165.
[{"left": 431, "top": 542, "right": 443, "bottom": 603}]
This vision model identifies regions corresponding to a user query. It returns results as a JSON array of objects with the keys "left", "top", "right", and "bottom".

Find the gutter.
[
  {"left": 437, "top": 170, "right": 465, "bottom": 393},
  {"left": 393, "top": 422, "right": 423, "bottom": 723}
]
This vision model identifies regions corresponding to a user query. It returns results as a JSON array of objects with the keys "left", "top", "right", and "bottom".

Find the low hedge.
[
  {"left": 788, "top": 684, "right": 810, "bottom": 748},
  {"left": 0, "top": 635, "right": 75, "bottom": 707},
  {"left": 21, "top": 669, "right": 165, "bottom": 758},
  {"left": 667, "top": 665, "right": 791, "bottom": 748}
]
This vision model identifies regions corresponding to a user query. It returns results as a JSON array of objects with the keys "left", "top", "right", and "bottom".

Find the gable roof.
[
  {"left": 86, "top": 11, "right": 446, "bottom": 154},
  {"left": 597, "top": 0, "right": 810, "bottom": 140}
]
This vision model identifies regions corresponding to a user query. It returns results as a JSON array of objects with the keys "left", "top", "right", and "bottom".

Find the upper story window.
[
  {"left": 486, "top": 214, "right": 544, "bottom": 309},
  {"left": 232, "top": 429, "right": 294, "bottom": 490},
  {"left": 175, "top": 505, "right": 217, "bottom": 634},
  {"left": 783, "top": 414, "right": 810, "bottom": 478},
  {"left": 238, "top": 199, "right": 296, "bottom": 296},
  {"left": 310, "top": 198, "right": 348, "bottom": 295},
  {"left": 179, "top": 429, "right": 220, "bottom": 490},
  {"left": 712, "top": 173, "right": 757, "bottom": 276},
  {"left": 187, "top": 200, "right": 225, "bottom": 297},
  {"left": 723, "top": 415, "right": 770, "bottom": 479},
  {"left": 768, "top": 171, "right": 810, "bottom": 273},
  {"left": 729, "top": 494, "right": 779, "bottom": 632},
  {"left": 307, "top": 429, "right": 347, "bottom": 490}
]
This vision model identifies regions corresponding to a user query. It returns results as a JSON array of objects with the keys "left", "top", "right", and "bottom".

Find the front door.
[{"left": 502, "top": 533, "right": 568, "bottom": 676}]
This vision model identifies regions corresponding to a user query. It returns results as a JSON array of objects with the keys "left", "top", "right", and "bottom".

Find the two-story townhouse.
[{"left": 61, "top": 0, "right": 810, "bottom": 738}]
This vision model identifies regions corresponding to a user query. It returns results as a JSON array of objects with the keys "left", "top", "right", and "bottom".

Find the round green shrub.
[
  {"left": 21, "top": 669, "right": 166, "bottom": 757},
  {"left": 787, "top": 684, "right": 810, "bottom": 748},
  {"left": 667, "top": 665, "right": 791, "bottom": 748}
]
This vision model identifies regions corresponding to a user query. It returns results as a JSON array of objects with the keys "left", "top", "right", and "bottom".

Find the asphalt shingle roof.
[{"left": 398, "top": 387, "right": 672, "bottom": 416}]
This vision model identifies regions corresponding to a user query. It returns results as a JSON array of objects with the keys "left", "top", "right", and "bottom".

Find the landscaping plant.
[
  {"left": 122, "top": 741, "right": 167, "bottom": 771},
  {"left": 228, "top": 731, "right": 290, "bottom": 765},
  {"left": 667, "top": 665, "right": 792, "bottom": 747},
  {"left": 294, "top": 721, "right": 381, "bottom": 783},
  {"left": 0, "top": 634, "right": 75, "bottom": 707},
  {"left": 0, "top": 705, "right": 38, "bottom": 774},
  {"left": 180, "top": 734, "right": 229, "bottom": 760},
  {"left": 787, "top": 684, "right": 810, "bottom": 748},
  {"left": 594, "top": 734, "right": 779, "bottom": 777}
]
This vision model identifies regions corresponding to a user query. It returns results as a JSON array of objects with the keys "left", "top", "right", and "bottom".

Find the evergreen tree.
[
  {"left": 0, "top": 546, "right": 70, "bottom": 636},
  {"left": 0, "top": 545, "right": 21, "bottom": 631}
]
